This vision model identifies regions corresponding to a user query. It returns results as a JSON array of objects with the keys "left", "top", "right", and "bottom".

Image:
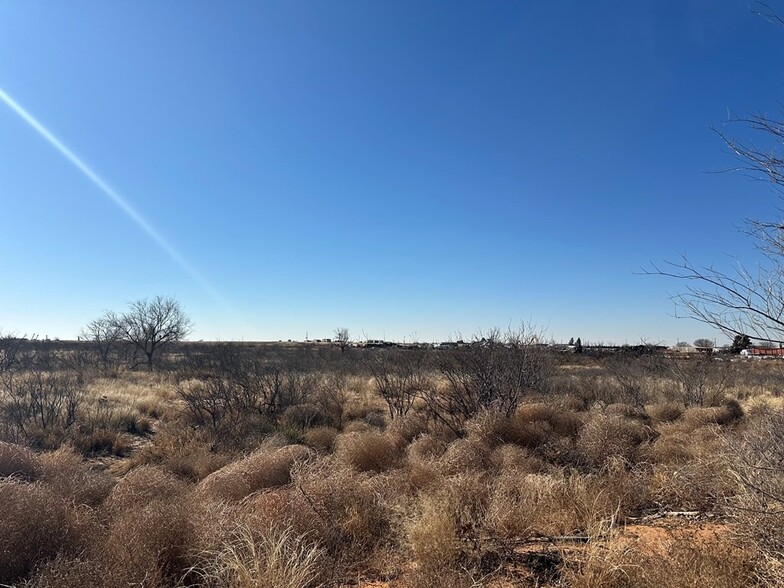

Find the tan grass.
[
  {"left": 197, "top": 444, "right": 312, "bottom": 501},
  {"left": 188, "top": 524, "right": 325, "bottom": 588}
]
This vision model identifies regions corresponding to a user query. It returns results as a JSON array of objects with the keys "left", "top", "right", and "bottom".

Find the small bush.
[
  {"left": 647, "top": 402, "right": 684, "bottom": 423},
  {"left": 39, "top": 446, "right": 115, "bottom": 507},
  {"left": 197, "top": 444, "right": 311, "bottom": 502},
  {"left": 189, "top": 524, "right": 326, "bottom": 588},
  {"left": 0, "top": 441, "right": 41, "bottom": 480},
  {"left": 304, "top": 426, "right": 338, "bottom": 452},
  {"left": 578, "top": 413, "right": 654, "bottom": 468},
  {"left": 105, "top": 465, "right": 187, "bottom": 516},
  {"left": 0, "top": 480, "right": 89, "bottom": 584},
  {"left": 336, "top": 430, "right": 401, "bottom": 473}
]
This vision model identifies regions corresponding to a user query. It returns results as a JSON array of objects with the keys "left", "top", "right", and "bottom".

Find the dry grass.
[
  {"left": 4, "top": 350, "right": 783, "bottom": 586},
  {"left": 0, "top": 440, "right": 41, "bottom": 479},
  {"left": 123, "top": 426, "right": 230, "bottom": 480},
  {"left": 335, "top": 430, "right": 401, "bottom": 473},
  {"left": 562, "top": 525, "right": 757, "bottom": 588},
  {"left": 39, "top": 446, "right": 115, "bottom": 507},
  {"left": 197, "top": 443, "right": 312, "bottom": 502},
  {"left": 577, "top": 412, "right": 654, "bottom": 468},
  {"left": 189, "top": 524, "right": 325, "bottom": 588},
  {"left": 0, "top": 479, "right": 95, "bottom": 584}
]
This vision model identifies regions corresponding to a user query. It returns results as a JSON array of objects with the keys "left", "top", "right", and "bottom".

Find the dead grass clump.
[
  {"left": 492, "top": 443, "right": 548, "bottom": 473},
  {"left": 197, "top": 444, "right": 312, "bottom": 502},
  {"left": 647, "top": 402, "right": 684, "bottom": 423},
  {"left": 681, "top": 399, "right": 744, "bottom": 428},
  {"left": 0, "top": 480, "right": 90, "bottom": 584},
  {"left": 38, "top": 446, "right": 115, "bottom": 507},
  {"left": 105, "top": 497, "right": 196, "bottom": 587},
  {"left": 606, "top": 402, "right": 651, "bottom": 422},
  {"left": 649, "top": 459, "right": 735, "bottom": 511},
  {"left": 304, "top": 426, "right": 338, "bottom": 452},
  {"left": 578, "top": 413, "right": 653, "bottom": 468},
  {"left": 439, "top": 438, "right": 495, "bottom": 475},
  {"left": 407, "top": 433, "right": 449, "bottom": 461},
  {"left": 105, "top": 465, "right": 188, "bottom": 516},
  {"left": 70, "top": 426, "right": 132, "bottom": 457},
  {"left": 336, "top": 430, "right": 401, "bottom": 473},
  {"left": 189, "top": 524, "right": 326, "bottom": 588},
  {"left": 385, "top": 412, "right": 428, "bottom": 444},
  {"left": 27, "top": 555, "right": 108, "bottom": 588},
  {"left": 292, "top": 460, "right": 392, "bottom": 568},
  {"left": 563, "top": 528, "right": 756, "bottom": 588},
  {"left": 406, "top": 491, "right": 460, "bottom": 574},
  {"left": 126, "top": 427, "right": 229, "bottom": 481},
  {"left": 644, "top": 430, "right": 694, "bottom": 465},
  {"left": 0, "top": 441, "right": 41, "bottom": 480}
]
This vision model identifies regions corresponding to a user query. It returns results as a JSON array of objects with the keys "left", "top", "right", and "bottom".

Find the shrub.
[
  {"left": 303, "top": 426, "right": 338, "bottom": 452},
  {"left": 105, "top": 496, "right": 196, "bottom": 587},
  {"left": 189, "top": 524, "right": 326, "bottom": 588},
  {"left": 124, "top": 427, "right": 229, "bottom": 481},
  {"left": 105, "top": 465, "right": 187, "bottom": 516},
  {"left": 577, "top": 413, "right": 654, "bottom": 468},
  {"left": 336, "top": 430, "right": 401, "bottom": 473},
  {"left": 0, "top": 480, "right": 90, "bottom": 584},
  {"left": 197, "top": 444, "right": 311, "bottom": 502},
  {"left": 0, "top": 441, "right": 41, "bottom": 480},
  {"left": 647, "top": 402, "right": 684, "bottom": 423},
  {"left": 39, "top": 446, "right": 115, "bottom": 507}
]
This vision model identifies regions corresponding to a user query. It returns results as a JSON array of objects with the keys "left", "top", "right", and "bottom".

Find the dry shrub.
[
  {"left": 105, "top": 465, "right": 188, "bottom": 516},
  {"left": 385, "top": 412, "right": 428, "bottom": 445},
  {"left": 407, "top": 433, "right": 448, "bottom": 461},
  {"left": 292, "top": 460, "right": 392, "bottom": 568},
  {"left": 492, "top": 443, "right": 548, "bottom": 474},
  {"left": 126, "top": 427, "right": 229, "bottom": 481},
  {"left": 681, "top": 398, "right": 744, "bottom": 428},
  {"left": 644, "top": 430, "right": 694, "bottom": 465},
  {"left": 189, "top": 524, "right": 325, "bottom": 588},
  {"left": 105, "top": 496, "right": 197, "bottom": 587},
  {"left": 578, "top": 413, "right": 654, "bottom": 468},
  {"left": 0, "top": 479, "right": 93, "bottom": 584},
  {"left": 647, "top": 402, "right": 684, "bottom": 423},
  {"left": 304, "top": 426, "right": 338, "bottom": 452},
  {"left": 486, "top": 469, "right": 630, "bottom": 539},
  {"left": 39, "top": 446, "right": 115, "bottom": 507},
  {"left": 606, "top": 402, "right": 651, "bottom": 421},
  {"left": 438, "top": 438, "right": 495, "bottom": 475},
  {"left": 648, "top": 425, "right": 735, "bottom": 511},
  {"left": 0, "top": 440, "right": 41, "bottom": 480},
  {"left": 27, "top": 555, "right": 108, "bottom": 588},
  {"left": 562, "top": 528, "right": 756, "bottom": 588},
  {"left": 649, "top": 460, "right": 735, "bottom": 511},
  {"left": 406, "top": 491, "right": 460, "bottom": 573},
  {"left": 342, "top": 419, "right": 372, "bottom": 434},
  {"left": 336, "top": 430, "right": 401, "bottom": 473},
  {"left": 197, "top": 444, "right": 311, "bottom": 502},
  {"left": 70, "top": 426, "right": 132, "bottom": 457},
  {"left": 730, "top": 410, "right": 784, "bottom": 583}
]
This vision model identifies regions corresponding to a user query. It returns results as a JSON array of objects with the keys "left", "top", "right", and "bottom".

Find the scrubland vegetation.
[{"left": 1, "top": 332, "right": 784, "bottom": 587}]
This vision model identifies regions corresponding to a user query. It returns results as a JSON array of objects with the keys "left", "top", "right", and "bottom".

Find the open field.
[{"left": 1, "top": 338, "right": 784, "bottom": 587}]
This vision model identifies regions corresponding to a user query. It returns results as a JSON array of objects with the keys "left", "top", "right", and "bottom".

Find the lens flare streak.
[{"left": 0, "top": 86, "right": 227, "bottom": 307}]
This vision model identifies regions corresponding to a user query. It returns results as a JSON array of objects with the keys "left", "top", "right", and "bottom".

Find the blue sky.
[{"left": 1, "top": 1, "right": 784, "bottom": 344}]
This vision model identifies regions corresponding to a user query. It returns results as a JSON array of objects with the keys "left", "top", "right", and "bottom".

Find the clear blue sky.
[{"left": 2, "top": 1, "right": 783, "bottom": 344}]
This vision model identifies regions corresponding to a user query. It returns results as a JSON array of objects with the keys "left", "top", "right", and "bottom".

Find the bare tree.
[
  {"left": 646, "top": 107, "right": 784, "bottom": 344},
  {"left": 80, "top": 311, "right": 123, "bottom": 372},
  {"left": 334, "top": 328, "right": 350, "bottom": 353},
  {"left": 112, "top": 296, "right": 191, "bottom": 370}
]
